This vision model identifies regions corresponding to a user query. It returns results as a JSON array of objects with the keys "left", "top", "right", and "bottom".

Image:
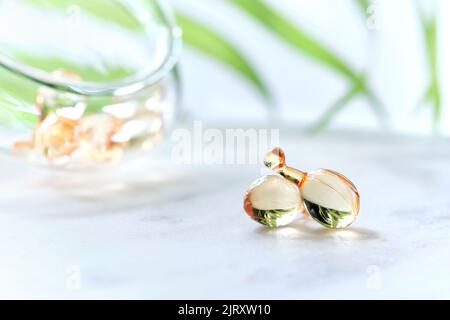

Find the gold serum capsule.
[
  {"left": 264, "top": 148, "right": 360, "bottom": 229},
  {"left": 243, "top": 175, "right": 301, "bottom": 228}
]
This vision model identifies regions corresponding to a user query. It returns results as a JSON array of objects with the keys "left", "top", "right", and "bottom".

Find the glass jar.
[{"left": 0, "top": 0, "right": 181, "bottom": 169}]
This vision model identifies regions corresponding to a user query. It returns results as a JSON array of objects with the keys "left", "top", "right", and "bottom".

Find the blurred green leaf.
[
  {"left": 355, "top": 0, "right": 370, "bottom": 15},
  {"left": 230, "top": 0, "right": 384, "bottom": 128},
  {"left": 24, "top": 0, "right": 273, "bottom": 104},
  {"left": 0, "top": 51, "right": 119, "bottom": 122},
  {"left": 0, "top": 68, "right": 38, "bottom": 127},
  {"left": 230, "top": 0, "right": 359, "bottom": 82},
  {"left": 0, "top": 94, "right": 36, "bottom": 128},
  {"left": 177, "top": 14, "right": 272, "bottom": 104},
  {"left": 309, "top": 85, "right": 360, "bottom": 133},
  {"left": 310, "top": 75, "right": 374, "bottom": 132},
  {"left": 417, "top": 10, "right": 441, "bottom": 125}
]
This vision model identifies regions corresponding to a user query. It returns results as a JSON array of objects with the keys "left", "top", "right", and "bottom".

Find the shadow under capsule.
[{"left": 255, "top": 218, "right": 379, "bottom": 241}]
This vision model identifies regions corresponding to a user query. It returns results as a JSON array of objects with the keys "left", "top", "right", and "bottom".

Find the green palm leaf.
[
  {"left": 230, "top": 0, "right": 384, "bottom": 128},
  {"left": 22, "top": 1, "right": 273, "bottom": 105},
  {"left": 355, "top": 0, "right": 370, "bottom": 15},
  {"left": 417, "top": 9, "right": 441, "bottom": 126},
  {"left": 309, "top": 83, "right": 361, "bottom": 132},
  {"left": 230, "top": 0, "right": 359, "bottom": 82},
  {"left": 0, "top": 69, "right": 38, "bottom": 127},
  {"left": 176, "top": 14, "right": 272, "bottom": 104},
  {"left": 0, "top": 95, "right": 36, "bottom": 127}
]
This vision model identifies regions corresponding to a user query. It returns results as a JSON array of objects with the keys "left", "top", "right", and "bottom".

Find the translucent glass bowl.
[{"left": 0, "top": 0, "right": 181, "bottom": 169}]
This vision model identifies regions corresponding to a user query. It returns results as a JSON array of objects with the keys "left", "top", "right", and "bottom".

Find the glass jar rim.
[{"left": 0, "top": 0, "right": 182, "bottom": 97}]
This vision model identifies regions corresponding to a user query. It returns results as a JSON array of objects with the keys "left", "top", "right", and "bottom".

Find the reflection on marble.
[
  {"left": 257, "top": 219, "right": 379, "bottom": 241},
  {"left": 1, "top": 131, "right": 450, "bottom": 299}
]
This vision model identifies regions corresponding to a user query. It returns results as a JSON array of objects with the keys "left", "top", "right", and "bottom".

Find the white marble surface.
[{"left": 1, "top": 130, "right": 450, "bottom": 299}]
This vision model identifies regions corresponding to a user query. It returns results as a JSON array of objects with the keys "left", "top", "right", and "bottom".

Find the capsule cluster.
[
  {"left": 244, "top": 148, "right": 360, "bottom": 229},
  {"left": 14, "top": 70, "right": 165, "bottom": 167}
]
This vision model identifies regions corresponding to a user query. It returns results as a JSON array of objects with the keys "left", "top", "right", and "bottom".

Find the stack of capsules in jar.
[{"left": 14, "top": 70, "right": 166, "bottom": 167}]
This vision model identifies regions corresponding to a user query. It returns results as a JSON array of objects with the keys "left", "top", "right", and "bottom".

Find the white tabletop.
[{"left": 1, "top": 129, "right": 450, "bottom": 299}]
